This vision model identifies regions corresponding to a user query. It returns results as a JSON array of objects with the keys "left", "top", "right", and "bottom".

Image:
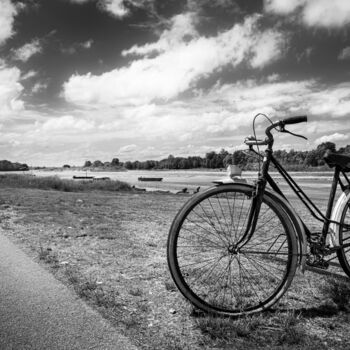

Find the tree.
[
  {"left": 304, "top": 150, "right": 318, "bottom": 167},
  {"left": 63, "top": 164, "right": 70, "bottom": 168},
  {"left": 316, "top": 142, "right": 336, "bottom": 153},
  {"left": 111, "top": 158, "right": 120, "bottom": 166},
  {"left": 124, "top": 161, "right": 133, "bottom": 169},
  {"left": 93, "top": 160, "right": 104, "bottom": 167},
  {"left": 315, "top": 142, "right": 336, "bottom": 166},
  {"left": 84, "top": 160, "right": 92, "bottom": 167}
]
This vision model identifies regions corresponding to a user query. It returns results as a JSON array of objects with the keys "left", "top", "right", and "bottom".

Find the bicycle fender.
[
  {"left": 214, "top": 182, "right": 307, "bottom": 270},
  {"left": 266, "top": 189, "right": 308, "bottom": 271},
  {"left": 329, "top": 188, "right": 350, "bottom": 246}
]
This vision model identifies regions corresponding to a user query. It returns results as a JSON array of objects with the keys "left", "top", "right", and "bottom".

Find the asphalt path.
[{"left": 0, "top": 233, "right": 137, "bottom": 350}]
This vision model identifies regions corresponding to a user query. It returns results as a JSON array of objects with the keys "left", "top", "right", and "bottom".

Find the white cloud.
[
  {"left": 81, "top": 39, "right": 93, "bottom": 49},
  {"left": 315, "top": 133, "right": 349, "bottom": 144},
  {"left": 63, "top": 14, "right": 286, "bottom": 106},
  {"left": 264, "top": 0, "right": 350, "bottom": 28},
  {"left": 250, "top": 30, "right": 285, "bottom": 68},
  {"left": 38, "top": 115, "right": 95, "bottom": 132},
  {"left": 31, "top": 82, "right": 48, "bottom": 94},
  {"left": 13, "top": 39, "right": 42, "bottom": 62},
  {"left": 62, "top": 39, "right": 94, "bottom": 55},
  {"left": 122, "top": 13, "right": 198, "bottom": 56},
  {"left": 264, "top": 0, "right": 304, "bottom": 14},
  {"left": 20, "top": 70, "right": 38, "bottom": 80},
  {"left": 0, "top": 62, "right": 24, "bottom": 116},
  {"left": 70, "top": 0, "right": 152, "bottom": 18},
  {"left": 0, "top": 0, "right": 17, "bottom": 45},
  {"left": 118, "top": 144, "right": 137, "bottom": 153},
  {"left": 339, "top": 47, "right": 350, "bottom": 60},
  {"left": 98, "top": 0, "right": 129, "bottom": 18}
]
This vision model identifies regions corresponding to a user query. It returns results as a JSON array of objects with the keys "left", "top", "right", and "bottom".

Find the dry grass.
[
  {"left": 0, "top": 186, "right": 350, "bottom": 349},
  {"left": 0, "top": 174, "right": 131, "bottom": 192}
]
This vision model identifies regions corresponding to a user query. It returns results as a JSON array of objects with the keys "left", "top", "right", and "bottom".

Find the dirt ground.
[{"left": 1, "top": 187, "right": 350, "bottom": 349}]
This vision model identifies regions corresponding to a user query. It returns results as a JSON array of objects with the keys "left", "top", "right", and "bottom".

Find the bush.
[{"left": 0, "top": 174, "right": 131, "bottom": 192}]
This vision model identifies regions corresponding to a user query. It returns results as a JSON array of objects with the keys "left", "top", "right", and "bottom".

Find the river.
[{"left": 26, "top": 168, "right": 335, "bottom": 198}]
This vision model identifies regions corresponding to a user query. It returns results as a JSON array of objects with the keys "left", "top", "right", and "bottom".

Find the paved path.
[{"left": 0, "top": 233, "right": 137, "bottom": 350}]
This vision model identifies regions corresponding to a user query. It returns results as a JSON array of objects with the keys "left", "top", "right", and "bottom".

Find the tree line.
[
  {"left": 0, "top": 160, "right": 29, "bottom": 171},
  {"left": 83, "top": 141, "right": 349, "bottom": 171}
]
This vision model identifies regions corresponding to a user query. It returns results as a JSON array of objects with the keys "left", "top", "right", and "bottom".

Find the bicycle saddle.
[{"left": 323, "top": 150, "right": 350, "bottom": 172}]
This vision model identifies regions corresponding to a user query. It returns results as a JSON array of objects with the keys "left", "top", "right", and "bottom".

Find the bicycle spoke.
[
  {"left": 183, "top": 217, "right": 227, "bottom": 247},
  {"left": 207, "top": 197, "right": 231, "bottom": 245},
  {"left": 180, "top": 226, "right": 224, "bottom": 249}
]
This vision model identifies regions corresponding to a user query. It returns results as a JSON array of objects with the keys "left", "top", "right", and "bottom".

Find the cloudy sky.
[{"left": 1, "top": 0, "right": 350, "bottom": 166}]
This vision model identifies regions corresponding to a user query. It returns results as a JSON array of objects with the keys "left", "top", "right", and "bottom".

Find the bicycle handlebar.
[
  {"left": 244, "top": 115, "right": 308, "bottom": 146},
  {"left": 282, "top": 115, "right": 307, "bottom": 125}
]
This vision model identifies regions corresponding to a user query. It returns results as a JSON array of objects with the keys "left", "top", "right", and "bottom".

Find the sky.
[{"left": 1, "top": 0, "right": 350, "bottom": 166}]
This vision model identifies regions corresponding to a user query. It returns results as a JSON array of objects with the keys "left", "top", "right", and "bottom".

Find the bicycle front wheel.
[{"left": 167, "top": 184, "right": 298, "bottom": 316}]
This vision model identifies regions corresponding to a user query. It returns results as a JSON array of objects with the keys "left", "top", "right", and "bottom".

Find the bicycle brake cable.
[{"left": 280, "top": 128, "right": 308, "bottom": 140}]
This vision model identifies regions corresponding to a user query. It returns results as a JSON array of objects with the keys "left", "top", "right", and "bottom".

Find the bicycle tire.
[
  {"left": 336, "top": 199, "right": 350, "bottom": 277},
  {"left": 167, "top": 184, "right": 298, "bottom": 316}
]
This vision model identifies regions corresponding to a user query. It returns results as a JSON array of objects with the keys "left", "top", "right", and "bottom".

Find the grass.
[
  {"left": 321, "top": 277, "right": 350, "bottom": 311},
  {"left": 1, "top": 186, "right": 350, "bottom": 349},
  {"left": 38, "top": 246, "right": 60, "bottom": 267},
  {"left": 64, "top": 265, "right": 122, "bottom": 309},
  {"left": 0, "top": 174, "right": 131, "bottom": 192},
  {"left": 193, "top": 311, "right": 308, "bottom": 348}
]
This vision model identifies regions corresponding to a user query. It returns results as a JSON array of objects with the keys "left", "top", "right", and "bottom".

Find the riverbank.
[{"left": 1, "top": 186, "right": 350, "bottom": 349}]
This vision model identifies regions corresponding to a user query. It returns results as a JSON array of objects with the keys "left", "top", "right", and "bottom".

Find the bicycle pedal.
[{"left": 306, "top": 257, "right": 329, "bottom": 270}]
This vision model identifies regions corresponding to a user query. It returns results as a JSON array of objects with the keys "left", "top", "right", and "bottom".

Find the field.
[{"left": 1, "top": 177, "right": 350, "bottom": 349}]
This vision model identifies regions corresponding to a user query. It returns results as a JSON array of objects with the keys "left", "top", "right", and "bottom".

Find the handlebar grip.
[{"left": 283, "top": 115, "right": 307, "bottom": 125}]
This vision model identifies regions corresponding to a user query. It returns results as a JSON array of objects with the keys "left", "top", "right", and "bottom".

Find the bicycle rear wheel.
[
  {"left": 167, "top": 184, "right": 298, "bottom": 316},
  {"left": 336, "top": 200, "right": 350, "bottom": 277}
]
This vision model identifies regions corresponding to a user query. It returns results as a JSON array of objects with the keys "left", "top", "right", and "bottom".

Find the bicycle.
[{"left": 167, "top": 114, "right": 350, "bottom": 316}]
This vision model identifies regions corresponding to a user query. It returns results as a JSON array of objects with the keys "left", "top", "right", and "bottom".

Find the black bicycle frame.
[
  {"left": 237, "top": 143, "right": 350, "bottom": 251},
  {"left": 264, "top": 154, "right": 350, "bottom": 245}
]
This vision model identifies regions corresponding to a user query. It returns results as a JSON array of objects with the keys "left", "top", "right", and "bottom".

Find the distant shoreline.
[{"left": 30, "top": 166, "right": 333, "bottom": 173}]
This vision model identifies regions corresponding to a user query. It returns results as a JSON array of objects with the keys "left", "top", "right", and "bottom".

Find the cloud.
[
  {"left": 68, "top": 0, "right": 129, "bottom": 17},
  {"left": 31, "top": 82, "right": 48, "bottom": 94},
  {"left": 264, "top": 0, "right": 304, "bottom": 15},
  {"left": 0, "top": 62, "right": 24, "bottom": 116},
  {"left": 20, "top": 70, "right": 38, "bottom": 81},
  {"left": 122, "top": 13, "right": 199, "bottom": 56},
  {"left": 81, "top": 39, "right": 93, "bottom": 49},
  {"left": 13, "top": 39, "right": 42, "bottom": 62},
  {"left": 118, "top": 144, "right": 137, "bottom": 153},
  {"left": 61, "top": 39, "right": 94, "bottom": 55},
  {"left": 98, "top": 0, "right": 129, "bottom": 18},
  {"left": 214, "top": 79, "right": 350, "bottom": 120},
  {"left": 38, "top": 115, "right": 95, "bottom": 132},
  {"left": 315, "top": 133, "right": 349, "bottom": 144},
  {"left": 338, "top": 47, "right": 350, "bottom": 60},
  {"left": 264, "top": 0, "right": 350, "bottom": 28},
  {"left": 0, "top": 0, "right": 17, "bottom": 45},
  {"left": 69, "top": 0, "right": 154, "bottom": 19},
  {"left": 63, "top": 14, "right": 286, "bottom": 106}
]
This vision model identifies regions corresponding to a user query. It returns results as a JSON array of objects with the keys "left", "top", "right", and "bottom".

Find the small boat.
[
  {"left": 93, "top": 177, "right": 110, "bottom": 181},
  {"left": 138, "top": 177, "right": 163, "bottom": 182},
  {"left": 73, "top": 175, "right": 94, "bottom": 179}
]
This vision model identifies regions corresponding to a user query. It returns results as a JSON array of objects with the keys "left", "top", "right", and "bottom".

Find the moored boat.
[
  {"left": 138, "top": 177, "right": 163, "bottom": 182},
  {"left": 73, "top": 175, "right": 94, "bottom": 179}
]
